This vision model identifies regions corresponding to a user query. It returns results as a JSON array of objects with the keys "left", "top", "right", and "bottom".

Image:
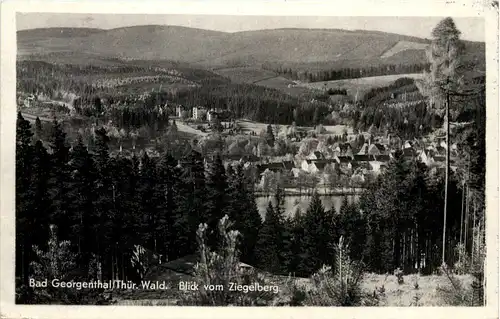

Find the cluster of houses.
[{"left": 249, "top": 137, "right": 459, "bottom": 189}]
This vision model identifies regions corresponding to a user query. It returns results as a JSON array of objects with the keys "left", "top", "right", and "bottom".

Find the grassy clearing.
[
  {"left": 362, "top": 273, "right": 473, "bottom": 306},
  {"left": 298, "top": 73, "right": 424, "bottom": 99},
  {"left": 214, "top": 67, "right": 277, "bottom": 83},
  {"left": 236, "top": 119, "right": 351, "bottom": 136}
]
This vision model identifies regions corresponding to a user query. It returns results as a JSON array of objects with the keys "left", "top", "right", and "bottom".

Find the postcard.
[{"left": 1, "top": 1, "right": 498, "bottom": 318}]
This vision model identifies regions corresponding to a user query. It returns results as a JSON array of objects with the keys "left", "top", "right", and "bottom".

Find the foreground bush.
[
  {"left": 300, "top": 237, "right": 380, "bottom": 306},
  {"left": 179, "top": 215, "right": 277, "bottom": 306}
]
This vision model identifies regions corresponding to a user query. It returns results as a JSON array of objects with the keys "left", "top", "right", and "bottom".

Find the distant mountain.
[{"left": 17, "top": 25, "right": 485, "bottom": 69}]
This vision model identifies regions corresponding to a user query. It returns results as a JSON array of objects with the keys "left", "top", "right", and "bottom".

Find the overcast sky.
[{"left": 16, "top": 13, "right": 485, "bottom": 42}]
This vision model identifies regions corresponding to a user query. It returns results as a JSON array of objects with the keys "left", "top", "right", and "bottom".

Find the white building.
[
  {"left": 176, "top": 105, "right": 183, "bottom": 118},
  {"left": 192, "top": 106, "right": 207, "bottom": 120}
]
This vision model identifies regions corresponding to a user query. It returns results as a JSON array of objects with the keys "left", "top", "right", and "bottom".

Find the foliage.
[
  {"left": 180, "top": 216, "right": 276, "bottom": 306},
  {"left": 304, "top": 237, "right": 369, "bottom": 306},
  {"left": 27, "top": 225, "right": 109, "bottom": 304}
]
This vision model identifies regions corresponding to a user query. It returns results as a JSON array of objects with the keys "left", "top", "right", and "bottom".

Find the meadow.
[
  {"left": 298, "top": 73, "right": 424, "bottom": 99},
  {"left": 214, "top": 66, "right": 278, "bottom": 84}
]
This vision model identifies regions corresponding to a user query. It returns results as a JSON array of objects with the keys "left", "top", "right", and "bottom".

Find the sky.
[{"left": 16, "top": 13, "right": 485, "bottom": 42}]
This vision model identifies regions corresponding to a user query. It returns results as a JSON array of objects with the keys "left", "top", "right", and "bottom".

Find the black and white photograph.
[{"left": 1, "top": 1, "right": 497, "bottom": 313}]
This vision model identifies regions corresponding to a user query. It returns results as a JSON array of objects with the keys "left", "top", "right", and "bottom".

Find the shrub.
[
  {"left": 394, "top": 268, "right": 404, "bottom": 285},
  {"left": 25, "top": 225, "right": 109, "bottom": 305},
  {"left": 303, "top": 236, "right": 374, "bottom": 306},
  {"left": 179, "top": 215, "right": 277, "bottom": 306}
]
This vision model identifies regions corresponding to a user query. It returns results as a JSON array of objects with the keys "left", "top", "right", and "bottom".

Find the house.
[
  {"left": 23, "top": 94, "right": 35, "bottom": 107},
  {"left": 368, "top": 143, "right": 387, "bottom": 155},
  {"left": 357, "top": 143, "right": 369, "bottom": 155},
  {"left": 291, "top": 168, "right": 302, "bottom": 178},
  {"left": 301, "top": 159, "right": 336, "bottom": 174},
  {"left": 352, "top": 161, "right": 371, "bottom": 172},
  {"left": 192, "top": 106, "right": 207, "bottom": 120},
  {"left": 418, "top": 150, "right": 434, "bottom": 166},
  {"left": 207, "top": 108, "right": 229, "bottom": 122},
  {"left": 369, "top": 160, "right": 388, "bottom": 174},
  {"left": 307, "top": 151, "right": 325, "bottom": 160},
  {"left": 403, "top": 140, "right": 415, "bottom": 149},
  {"left": 335, "top": 143, "right": 354, "bottom": 158},
  {"left": 176, "top": 105, "right": 183, "bottom": 117},
  {"left": 351, "top": 171, "right": 366, "bottom": 185},
  {"left": 256, "top": 161, "right": 291, "bottom": 176},
  {"left": 334, "top": 156, "right": 353, "bottom": 170}
]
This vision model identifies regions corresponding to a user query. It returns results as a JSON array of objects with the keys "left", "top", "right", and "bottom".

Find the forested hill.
[{"left": 17, "top": 26, "right": 485, "bottom": 69}]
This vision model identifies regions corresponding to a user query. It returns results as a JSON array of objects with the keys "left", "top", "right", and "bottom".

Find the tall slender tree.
[
  {"left": 205, "top": 153, "right": 228, "bottom": 250},
  {"left": 416, "top": 17, "right": 465, "bottom": 264}
]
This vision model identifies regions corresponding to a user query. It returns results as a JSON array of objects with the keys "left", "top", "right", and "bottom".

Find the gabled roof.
[
  {"left": 312, "top": 161, "right": 329, "bottom": 170},
  {"left": 373, "top": 143, "right": 387, "bottom": 152},
  {"left": 357, "top": 143, "right": 369, "bottom": 155},
  {"left": 311, "top": 151, "right": 324, "bottom": 159},
  {"left": 336, "top": 156, "right": 352, "bottom": 163}
]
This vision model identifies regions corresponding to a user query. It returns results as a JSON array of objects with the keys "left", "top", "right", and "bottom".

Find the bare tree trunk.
[
  {"left": 442, "top": 93, "right": 450, "bottom": 265},
  {"left": 471, "top": 201, "right": 476, "bottom": 272},
  {"left": 460, "top": 181, "right": 465, "bottom": 252},
  {"left": 465, "top": 187, "right": 470, "bottom": 253}
]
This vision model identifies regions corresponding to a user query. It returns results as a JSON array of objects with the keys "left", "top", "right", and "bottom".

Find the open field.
[
  {"left": 298, "top": 73, "right": 424, "bottom": 99},
  {"left": 236, "top": 119, "right": 352, "bottom": 135},
  {"left": 253, "top": 76, "right": 315, "bottom": 97},
  {"left": 214, "top": 66, "right": 277, "bottom": 83},
  {"left": 362, "top": 273, "right": 473, "bottom": 306}
]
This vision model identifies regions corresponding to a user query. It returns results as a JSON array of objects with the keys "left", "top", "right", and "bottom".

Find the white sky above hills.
[{"left": 17, "top": 14, "right": 485, "bottom": 42}]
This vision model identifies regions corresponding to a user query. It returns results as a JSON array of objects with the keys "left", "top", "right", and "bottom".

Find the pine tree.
[
  {"left": 156, "top": 151, "right": 183, "bottom": 261},
  {"left": 69, "top": 135, "right": 98, "bottom": 276},
  {"left": 177, "top": 149, "right": 207, "bottom": 256},
  {"left": 34, "top": 117, "right": 43, "bottom": 141},
  {"left": 416, "top": 17, "right": 465, "bottom": 264},
  {"left": 299, "top": 191, "right": 335, "bottom": 275},
  {"left": 137, "top": 152, "right": 162, "bottom": 252},
  {"left": 255, "top": 201, "right": 282, "bottom": 274},
  {"left": 265, "top": 124, "right": 275, "bottom": 147},
  {"left": 47, "top": 118, "right": 72, "bottom": 241},
  {"left": 16, "top": 112, "right": 34, "bottom": 285},
  {"left": 226, "top": 163, "right": 262, "bottom": 265},
  {"left": 205, "top": 153, "right": 229, "bottom": 250},
  {"left": 30, "top": 140, "right": 52, "bottom": 249},
  {"left": 338, "top": 197, "right": 366, "bottom": 262},
  {"left": 92, "top": 127, "right": 114, "bottom": 280}
]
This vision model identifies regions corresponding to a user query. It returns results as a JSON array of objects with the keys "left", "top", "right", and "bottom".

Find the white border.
[{"left": 1, "top": 1, "right": 498, "bottom": 319}]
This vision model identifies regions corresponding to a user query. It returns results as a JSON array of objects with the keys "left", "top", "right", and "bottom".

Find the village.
[{"left": 163, "top": 102, "right": 458, "bottom": 195}]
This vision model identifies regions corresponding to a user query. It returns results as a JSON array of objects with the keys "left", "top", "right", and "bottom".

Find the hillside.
[{"left": 18, "top": 25, "right": 484, "bottom": 68}]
